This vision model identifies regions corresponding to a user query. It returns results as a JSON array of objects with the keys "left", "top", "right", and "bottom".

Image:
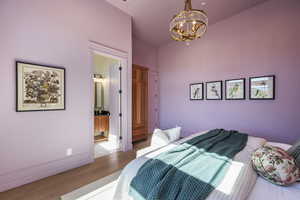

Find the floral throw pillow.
[{"left": 252, "top": 145, "right": 300, "bottom": 186}]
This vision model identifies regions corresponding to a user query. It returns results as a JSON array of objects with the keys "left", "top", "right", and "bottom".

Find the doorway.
[
  {"left": 93, "top": 53, "right": 121, "bottom": 158},
  {"left": 89, "top": 41, "right": 132, "bottom": 159}
]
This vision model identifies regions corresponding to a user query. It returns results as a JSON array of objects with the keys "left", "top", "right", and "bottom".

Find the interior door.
[
  {"left": 132, "top": 65, "right": 148, "bottom": 142},
  {"left": 108, "top": 62, "right": 121, "bottom": 147}
]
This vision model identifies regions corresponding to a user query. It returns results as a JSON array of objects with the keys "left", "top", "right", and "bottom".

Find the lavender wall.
[
  {"left": 133, "top": 38, "right": 160, "bottom": 133},
  {"left": 133, "top": 38, "right": 157, "bottom": 72},
  {"left": 158, "top": 0, "right": 300, "bottom": 144},
  {"left": 0, "top": 0, "right": 132, "bottom": 191}
]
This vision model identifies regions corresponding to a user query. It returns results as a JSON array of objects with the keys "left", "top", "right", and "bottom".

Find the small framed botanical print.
[
  {"left": 206, "top": 81, "right": 223, "bottom": 100},
  {"left": 16, "top": 61, "right": 66, "bottom": 112},
  {"left": 225, "top": 78, "right": 246, "bottom": 100},
  {"left": 249, "top": 75, "right": 275, "bottom": 100},
  {"left": 190, "top": 83, "right": 204, "bottom": 100}
]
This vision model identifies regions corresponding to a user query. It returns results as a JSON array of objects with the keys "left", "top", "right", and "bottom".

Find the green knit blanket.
[{"left": 129, "top": 129, "right": 248, "bottom": 200}]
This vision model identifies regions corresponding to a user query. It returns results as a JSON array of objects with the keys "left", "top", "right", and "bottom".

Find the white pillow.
[
  {"left": 151, "top": 127, "right": 181, "bottom": 147},
  {"left": 164, "top": 127, "right": 181, "bottom": 142},
  {"left": 150, "top": 129, "right": 170, "bottom": 147}
]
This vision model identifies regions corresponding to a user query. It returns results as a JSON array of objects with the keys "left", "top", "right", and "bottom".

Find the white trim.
[
  {"left": 89, "top": 40, "right": 128, "bottom": 59},
  {"left": 89, "top": 41, "right": 132, "bottom": 160}
]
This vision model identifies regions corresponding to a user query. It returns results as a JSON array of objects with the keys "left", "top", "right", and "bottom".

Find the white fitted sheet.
[{"left": 247, "top": 142, "right": 300, "bottom": 200}]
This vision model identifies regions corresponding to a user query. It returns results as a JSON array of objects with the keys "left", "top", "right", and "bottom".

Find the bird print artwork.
[
  {"left": 229, "top": 83, "right": 240, "bottom": 98},
  {"left": 210, "top": 85, "right": 220, "bottom": 98},
  {"left": 207, "top": 81, "right": 222, "bottom": 100},
  {"left": 190, "top": 83, "right": 203, "bottom": 100}
]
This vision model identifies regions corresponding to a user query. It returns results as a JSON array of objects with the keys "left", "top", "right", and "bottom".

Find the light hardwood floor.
[{"left": 0, "top": 139, "right": 151, "bottom": 200}]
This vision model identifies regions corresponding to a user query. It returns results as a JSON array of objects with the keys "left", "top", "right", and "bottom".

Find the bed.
[{"left": 113, "top": 131, "right": 300, "bottom": 200}]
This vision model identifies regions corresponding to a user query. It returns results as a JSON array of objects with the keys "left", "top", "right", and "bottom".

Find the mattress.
[{"left": 248, "top": 142, "right": 300, "bottom": 200}]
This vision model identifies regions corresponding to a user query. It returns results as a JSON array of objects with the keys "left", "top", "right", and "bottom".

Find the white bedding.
[
  {"left": 113, "top": 131, "right": 266, "bottom": 200},
  {"left": 248, "top": 142, "right": 300, "bottom": 200}
]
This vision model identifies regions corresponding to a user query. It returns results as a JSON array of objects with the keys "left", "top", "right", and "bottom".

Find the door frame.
[{"left": 89, "top": 41, "right": 132, "bottom": 160}]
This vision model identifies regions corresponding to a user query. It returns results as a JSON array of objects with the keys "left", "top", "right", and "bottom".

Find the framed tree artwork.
[
  {"left": 206, "top": 81, "right": 223, "bottom": 100},
  {"left": 225, "top": 78, "right": 246, "bottom": 100},
  {"left": 16, "top": 61, "right": 66, "bottom": 112},
  {"left": 249, "top": 75, "right": 275, "bottom": 100},
  {"left": 190, "top": 83, "right": 204, "bottom": 100}
]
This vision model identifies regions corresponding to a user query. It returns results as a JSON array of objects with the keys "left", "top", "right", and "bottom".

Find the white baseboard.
[{"left": 0, "top": 152, "right": 93, "bottom": 192}]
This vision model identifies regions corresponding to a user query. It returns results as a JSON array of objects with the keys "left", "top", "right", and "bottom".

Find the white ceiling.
[{"left": 107, "top": 0, "right": 269, "bottom": 47}]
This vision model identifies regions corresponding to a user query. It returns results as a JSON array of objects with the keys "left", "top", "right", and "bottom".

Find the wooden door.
[{"left": 132, "top": 65, "right": 148, "bottom": 142}]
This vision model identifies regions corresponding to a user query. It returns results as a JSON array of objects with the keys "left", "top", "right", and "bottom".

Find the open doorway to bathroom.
[{"left": 93, "top": 53, "right": 122, "bottom": 158}]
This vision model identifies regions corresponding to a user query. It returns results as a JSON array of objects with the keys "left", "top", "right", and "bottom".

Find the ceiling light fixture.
[{"left": 170, "top": 0, "right": 208, "bottom": 42}]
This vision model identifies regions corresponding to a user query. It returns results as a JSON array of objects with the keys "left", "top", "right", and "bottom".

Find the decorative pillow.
[
  {"left": 287, "top": 140, "right": 300, "bottom": 168},
  {"left": 252, "top": 145, "right": 300, "bottom": 186},
  {"left": 151, "top": 127, "right": 181, "bottom": 147}
]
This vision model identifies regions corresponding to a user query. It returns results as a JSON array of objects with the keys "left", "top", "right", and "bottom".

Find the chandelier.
[{"left": 170, "top": 0, "right": 208, "bottom": 42}]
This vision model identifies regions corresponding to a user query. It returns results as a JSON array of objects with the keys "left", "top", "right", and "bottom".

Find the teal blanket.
[{"left": 129, "top": 129, "right": 248, "bottom": 200}]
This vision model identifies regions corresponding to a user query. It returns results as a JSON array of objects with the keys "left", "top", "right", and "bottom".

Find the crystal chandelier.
[{"left": 170, "top": 0, "right": 208, "bottom": 42}]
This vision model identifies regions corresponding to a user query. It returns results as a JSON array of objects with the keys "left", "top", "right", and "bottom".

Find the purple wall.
[
  {"left": 158, "top": 0, "right": 300, "bottom": 144},
  {"left": 133, "top": 38, "right": 158, "bottom": 72},
  {"left": 0, "top": 0, "right": 132, "bottom": 192},
  {"left": 133, "top": 38, "right": 160, "bottom": 133}
]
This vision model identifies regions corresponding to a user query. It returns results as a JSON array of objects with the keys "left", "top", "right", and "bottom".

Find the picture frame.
[
  {"left": 16, "top": 61, "right": 66, "bottom": 112},
  {"left": 249, "top": 75, "right": 275, "bottom": 100},
  {"left": 206, "top": 81, "right": 223, "bottom": 100},
  {"left": 190, "top": 83, "right": 204, "bottom": 100},
  {"left": 225, "top": 78, "right": 246, "bottom": 100}
]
